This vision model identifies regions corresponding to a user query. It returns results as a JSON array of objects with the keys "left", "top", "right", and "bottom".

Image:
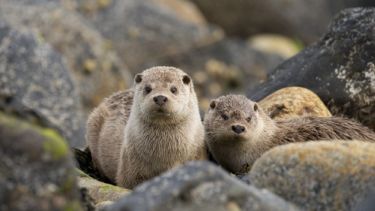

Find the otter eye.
[
  {"left": 144, "top": 86, "right": 152, "bottom": 94},
  {"left": 170, "top": 86, "right": 177, "bottom": 94},
  {"left": 221, "top": 114, "right": 229, "bottom": 120},
  {"left": 246, "top": 117, "right": 252, "bottom": 122}
]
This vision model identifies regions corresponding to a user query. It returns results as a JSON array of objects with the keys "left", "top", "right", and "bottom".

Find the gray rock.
[
  {"left": 0, "top": 112, "right": 82, "bottom": 211},
  {"left": 190, "top": 0, "right": 375, "bottom": 44},
  {"left": 66, "top": 0, "right": 223, "bottom": 72},
  {"left": 248, "top": 141, "right": 375, "bottom": 211},
  {"left": 0, "top": 20, "right": 85, "bottom": 147},
  {"left": 0, "top": 1, "right": 132, "bottom": 113},
  {"left": 108, "top": 161, "right": 299, "bottom": 211},
  {"left": 249, "top": 8, "right": 375, "bottom": 130}
]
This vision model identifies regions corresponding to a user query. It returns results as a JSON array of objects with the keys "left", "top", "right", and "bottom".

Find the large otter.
[
  {"left": 204, "top": 95, "right": 375, "bottom": 175},
  {"left": 86, "top": 66, "right": 206, "bottom": 188}
]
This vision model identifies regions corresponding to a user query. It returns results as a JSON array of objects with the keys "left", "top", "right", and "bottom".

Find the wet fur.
[{"left": 204, "top": 95, "right": 375, "bottom": 175}]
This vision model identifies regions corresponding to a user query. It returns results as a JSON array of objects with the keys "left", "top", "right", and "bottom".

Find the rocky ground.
[{"left": 0, "top": 1, "right": 374, "bottom": 211}]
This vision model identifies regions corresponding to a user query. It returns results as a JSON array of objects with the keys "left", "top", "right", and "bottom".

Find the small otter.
[
  {"left": 204, "top": 95, "right": 375, "bottom": 175},
  {"left": 86, "top": 66, "right": 206, "bottom": 188}
]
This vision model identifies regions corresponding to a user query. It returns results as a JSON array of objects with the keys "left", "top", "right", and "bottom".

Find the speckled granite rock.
[
  {"left": 250, "top": 8, "right": 375, "bottom": 130},
  {"left": 65, "top": 0, "right": 223, "bottom": 72},
  {"left": 259, "top": 87, "right": 331, "bottom": 120},
  {"left": 147, "top": 38, "right": 284, "bottom": 110},
  {"left": 77, "top": 170, "right": 130, "bottom": 205},
  {"left": 0, "top": 113, "right": 82, "bottom": 211},
  {"left": 248, "top": 141, "right": 375, "bottom": 211},
  {"left": 0, "top": 20, "right": 85, "bottom": 147},
  {"left": 0, "top": 1, "right": 132, "bottom": 112},
  {"left": 108, "top": 161, "right": 299, "bottom": 211}
]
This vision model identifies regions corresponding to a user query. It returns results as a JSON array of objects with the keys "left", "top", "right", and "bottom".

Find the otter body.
[
  {"left": 204, "top": 95, "right": 375, "bottom": 174},
  {"left": 86, "top": 66, "right": 206, "bottom": 188}
]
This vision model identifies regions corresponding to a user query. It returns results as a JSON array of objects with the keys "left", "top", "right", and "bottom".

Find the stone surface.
[
  {"left": 259, "top": 87, "right": 332, "bottom": 120},
  {"left": 249, "top": 8, "right": 375, "bottom": 130},
  {"left": 77, "top": 170, "right": 130, "bottom": 205},
  {"left": 108, "top": 161, "right": 299, "bottom": 211},
  {"left": 0, "top": 1, "right": 132, "bottom": 112},
  {"left": 190, "top": 0, "right": 375, "bottom": 44},
  {"left": 66, "top": 0, "right": 223, "bottom": 72},
  {"left": 147, "top": 39, "right": 284, "bottom": 110},
  {"left": 0, "top": 19, "right": 85, "bottom": 147},
  {"left": 248, "top": 34, "right": 300, "bottom": 59},
  {"left": 248, "top": 141, "right": 375, "bottom": 211},
  {"left": 0, "top": 112, "right": 82, "bottom": 211}
]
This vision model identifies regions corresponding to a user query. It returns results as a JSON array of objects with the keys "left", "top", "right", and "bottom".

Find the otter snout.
[
  {"left": 153, "top": 95, "right": 168, "bottom": 106},
  {"left": 232, "top": 125, "right": 246, "bottom": 134}
]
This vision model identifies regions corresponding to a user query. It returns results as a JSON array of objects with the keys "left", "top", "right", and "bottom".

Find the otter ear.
[
  {"left": 134, "top": 74, "right": 142, "bottom": 84},
  {"left": 182, "top": 75, "right": 191, "bottom": 85},
  {"left": 210, "top": 100, "right": 216, "bottom": 109},
  {"left": 254, "top": 103, "right": 259, "bottom": 112}
]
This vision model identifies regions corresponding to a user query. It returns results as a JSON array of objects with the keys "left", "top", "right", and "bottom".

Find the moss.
[
  {"left": 42, "top": 129, "right": 69, "bottom": 160},
  {"left": 63, "top": 201, "right": 83, "bottom": 211},
  {"left": 98, "top": 183, "right": 125, "bottom": 193},
  {"left": 0, "top": 112, "right": 69, "bottom": 160}
]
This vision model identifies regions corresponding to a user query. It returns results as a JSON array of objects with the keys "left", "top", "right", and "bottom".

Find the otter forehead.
[
  {"left": 215, "top": 95, "right": 254, "bottom": 112},
  {"left": 141, "top": 66, "right": 185, "bottom": 84}
]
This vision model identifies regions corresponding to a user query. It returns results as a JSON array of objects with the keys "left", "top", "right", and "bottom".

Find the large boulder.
[
  {"left": 0, "top": 113, "right": 82, "bottom": 211},
  {"left": 64, "top": 0, "right": 223, "bottom": 72},
  {"left": 0, "top": 1, "right": 132, "bottom": 112},
  {"left": 249, "top": 8, "right": 375, "bottom": 130},
  {"left": 108, "top": 161, "right": 299, "bottom": 211},
  {"left": 190, "top": 0, "right": 375, "bottom": 44},
  {"left": 0, "top": 20, "right": 85, "bottom": 147},
  {"left": 248, "top": 141, "right": 375, "bottom": 211},
  {"left": 146, "top": 39, "right": 284, "bottom": 110}
]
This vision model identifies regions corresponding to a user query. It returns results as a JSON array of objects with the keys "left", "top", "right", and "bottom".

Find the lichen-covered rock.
[
  {"left": 77, "top": 170, "right": 130, "bottom": 205},
  {"left": 248, "top": 141, "right": 375, "bottom": 211},
  {"left": 0, "top": 20, "right": 85, "bottom": 147},
  {"left": 190, "top": 0, "right": 375, "bottom": 44},
  {"left": 0, "top": 113, "right": 82, "bottom": 211},
  {"left": 259, "top": 87, "right": 331, "bottom": 120},
  {"left": 146, "top": 39, "right": 284, "bottom": 110},
  {"left": 64, "top": 0, "right": 223, "bottom": 72},
  {"left": 108, "top": 161, "right": 299, "bottom": 211},
  {"left": 250, "top": 8, "right": 375, "bottom": 130},
  {"left": 0, "top": 1, "right": 132, "bottom": 112}
]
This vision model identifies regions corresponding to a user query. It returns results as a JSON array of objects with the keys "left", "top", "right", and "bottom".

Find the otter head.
[
  {"left": 204, "top": 95, "right": 265, "bottom": 143},
  {"left": 133, "top": 66, "right": 194, "bottom": 123}
]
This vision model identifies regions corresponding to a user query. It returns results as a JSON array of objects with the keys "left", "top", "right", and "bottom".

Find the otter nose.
[
  {"left": 153, "top": 95, "right": 168, "bottom": 106},
  {"left": 232, "top": 125, "right": 245, "bottom": 134}
]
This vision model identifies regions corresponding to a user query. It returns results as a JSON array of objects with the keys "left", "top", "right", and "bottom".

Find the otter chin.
[
  {"left": 204, "top": 94, "right": 375, "bottom": 175},
  {"left": 86, "top": 66, "right": 207, "bottom": 189}
]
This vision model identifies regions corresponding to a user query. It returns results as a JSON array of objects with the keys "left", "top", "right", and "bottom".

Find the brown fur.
[
  {"left": 204, "top": 95, "right": 375, "bottom": 175},
  {"left": 86, "top": 66, "right": 206, "bottom": 188}
]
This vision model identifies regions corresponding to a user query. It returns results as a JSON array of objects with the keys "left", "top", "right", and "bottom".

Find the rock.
[
  {"left": 146, "top": 39, "right": 284, "bottom": 110},
  {"left": 0, "top": 112, "right": 82, "bottom": 211},
  {"left": 0, "top": 20, "right": 85, "bottom": 147},
  {"left": 65, "top": 0, "right": 223, "bottom": 72},
  {"left": 190, "top": 0, "right": 375, "bottom": 44},
  {"left": 248, "top": 34, "right": 300, "bottom": 59},
  {"left": 77, "top": 170, "right": 130, "bottom": 205},
  {"left": 249, "top": 8, "right": 375, "bottom": 130},
  {"left": 248, "top": 141, "right": 375, "bottom": 211},
  {"left": 259, "top": 87, "right": 332, "bottom": 120},
  {"left": 108, "top": 161, "right": 299, "bottom": 211},
  {"left": 0, "top": 1, "right": 132, "bottom": 113}
]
